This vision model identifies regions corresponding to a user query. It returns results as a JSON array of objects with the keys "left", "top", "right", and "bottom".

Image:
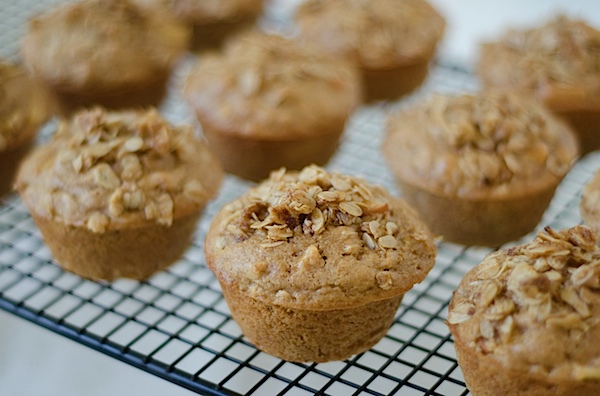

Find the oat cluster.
[
  {"left": 449, "top": 226, "right": 600, "bottom": 377},
  {"left": 296, "top": 0, "right": 445, "bottom": 68},
  {"left": 18, "top": 107, "right": 221, "bottom": 233},
  {"left": 481, "top": 16, "right": 600, "bottom": 90},
  {"left": 223, "top": 165, "right": 400, "bottom": 251},
  {"left": 385, "top": 93, "right": 577, "bottom": 196}
]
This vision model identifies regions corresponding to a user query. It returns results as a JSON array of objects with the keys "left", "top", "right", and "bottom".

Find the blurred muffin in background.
[
  {"left": 21, "top": 0, "right": 190, "bottom": 116},
  {"left": 0, "top": 60, "right": 51, "bottom": 196},
  {"left": 294, "top": 0, "right": 445, "bottom": 102},
  {"left": 184, "top": 31, "right": 362, "bottom": 182},
  {"left": 478, "top": 16, "right": 600, "bottom": 154}
]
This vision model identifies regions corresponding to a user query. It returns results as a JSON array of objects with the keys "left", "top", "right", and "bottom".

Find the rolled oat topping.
[
  {"left": 385, "top": 92, "right": 578, "bottom": 197},
  {"left": 296, "top": 0, "right": 445, "bottom": 69},
  {"left": 223, "top": 165, "right": 400, "bottom": 250},
  {"left": 481, "top": 16, "right": 600, "bottom": 92},
  {"left": 449, "top": 226, "right": 600, "bottom": 380},
  {"left": 17, "top": 107, "right": 222, "bottom": 233}
]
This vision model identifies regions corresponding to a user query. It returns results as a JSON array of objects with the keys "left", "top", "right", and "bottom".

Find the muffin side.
[
  {"left": 383, "top": 92, "right": 579, "bottom": 246},
  {"left": 16, "top": 107, "right": 223, "bottom": 280},
  {"left": 205, "top": 165, "right": 436, "bottom": 361},
  {"left": 448, "top": 226, "right": 600, "bottom": 395}
]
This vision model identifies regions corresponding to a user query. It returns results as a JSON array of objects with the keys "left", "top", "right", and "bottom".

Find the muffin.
[
  {"left": 184, "top": 31, "right": 362, "bottom": 182},
  {"left": 383, "top": 92, "right": 579, "bottom": 247},
  {"left": 16, "top": 107, "right": 222, "bottom": 281},
  {"left": 294, "top": 0, "right": 445, "bottom": 102},
  {"left": 0, "top": 61, "right": 51, "bottom": 196},
  {"left": 478, "top": 16, "right": 600, "bottom": 154},
  {"left": 448, "top": 225, "right": 600, "bottom": 396},
  {"left": 205, "top": 165, "right": 437, "bottom": 362},
  {"left": 21, "top": 0, "right": 190, "bottom": 116},
  {"left": 134, "top": 0, "right": 265, "bottom": 51}
]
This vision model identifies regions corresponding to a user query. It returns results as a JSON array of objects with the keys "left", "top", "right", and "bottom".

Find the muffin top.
[
  {"left": 205, "top": 165, "right": 436, "bottom": 311},
  {"left": 383, "top": 92, "right": 578, "bottom": 199},
  {"left": 16, "top": 107, "right": 223, "bottom": 233},
  {"left": 448, "top": 226, "right": 600, "bottom": 382},
  {"left": 138, "top": 0, "right": 265, "bottom": 24},
  {"left": 0, "top": 61, "right": 50, "bottom": 150},
  {"left": 295, "top": 0, "right": 445, "bottom": 69},
  {"left": 21, "top": 0, "right": 190, "bottom": 91},
  {"left": 184, "top": 31, "right": 361, "bottom": 140},
  {"left": 478, "top": 16, "right": 600, "bottom": 110}
]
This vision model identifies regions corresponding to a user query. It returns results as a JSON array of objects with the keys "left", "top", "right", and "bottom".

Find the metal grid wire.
[{"left": 1, "top": 1, "right": 598, "bottom": 395}]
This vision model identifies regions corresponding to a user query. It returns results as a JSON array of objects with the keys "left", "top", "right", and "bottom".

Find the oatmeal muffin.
[
  {"left": 448, "top": 226, "right": 600, "bottom": 396},
  {"left": 478, "top": 16, "right": 600, "bottom": 154},
  {"left": 205, "top": 165, "right": 436, "bottom": 362},
  {"left": 21, "top": 0, "right": 189, "bottom": 115},
  {"left": 294, "top": 0, "right": 445, "bottom": 102},
  {"left": 383, "top": 92, "right": 578, "bottom": 247},
  {"left": 184, "top": 31, "right": 362, "bottom": 182},
  {"left": 134, "top": 0, "right": 265, "bottom": 51},
  {"left": 0, "top": 61, "right": 51, "bottom": 197},
  {"left": 16, "top": 107, "right": 222, "bottom": 281}
]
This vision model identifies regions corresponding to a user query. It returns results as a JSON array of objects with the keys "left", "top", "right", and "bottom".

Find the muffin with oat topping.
[
  {"left": 16, "top": 107, "right": 222, "bottom": 281},
  {"left": 0, "top": 60, "right": 50, "bottom": 196},
  {"left": 383, "top": 92, "right": 579, "bottom": 247},
  {"left": 580, "top": 169, "right": 600, "bottom": 236},
  {"left": 205, "top": 165, "right": 436, "bottom": 362},
  {"left": 184, "top": 31, "right": 362, "bottom": 182},
  {"left": 448, "top": 226, "right": 600, "bottom": 396},
  {"left": 134, "top": 0, "right": 265, "bottom": 51},
  {"left": 21, "top": 0, "right": 189, "bottom": 115},
  {"left": 477, "top": 16, "right": 600, "bottom": 154},
  {"left": 294, "top": 0, "right": 445, "bottom": 102}
]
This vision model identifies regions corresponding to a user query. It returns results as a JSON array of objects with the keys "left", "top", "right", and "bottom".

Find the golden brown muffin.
[
  {"left": 448, "top": 226, "right": 600, "bottom": 396},
  {"left": 580, "top": 168, "right": 600, "bottom": 235},
  {"left": 21, "top": 0, "right": 190, "bottom": 116},
  {"left": 134, "top": 0, "right": 265, "bottom": 51},
  {"left": 16, "top": 107, "right": 223, "bottom": 281},
  {"left": 478, "top": 16, "right": 600, "bottom": 154},
  {"left": 383, "top": 92, "right": 579, "bottom": 247},
  {"left": 294, "top": 0, "right": 445, "bottom": 102},
  {"left": 184, "top": 31, "right": 362, "bottom": 182},
  {"left": 0, "top": 61, "right": 51, "bottom": 196},
  {"left": 205, "top": 165, "right": 437, "bottom": 362}
]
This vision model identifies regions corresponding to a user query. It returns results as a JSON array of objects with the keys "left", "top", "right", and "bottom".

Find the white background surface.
[{"left": 2, "top": 1, "right": 600, "bottom": 396}]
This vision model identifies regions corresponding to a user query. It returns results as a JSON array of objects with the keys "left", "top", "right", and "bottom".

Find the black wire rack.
[{"left": 1, "top": 1, "right": 598, "bottom": 395}]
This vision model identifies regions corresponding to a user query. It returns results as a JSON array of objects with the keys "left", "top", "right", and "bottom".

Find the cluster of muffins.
[{"left": 4, "top": 0, "right": 600, "bottom": 379}]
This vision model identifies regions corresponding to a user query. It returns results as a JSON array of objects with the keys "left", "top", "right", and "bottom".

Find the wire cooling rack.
[{"left": 1, "top": 1, "right": 598, "bottom": 395}]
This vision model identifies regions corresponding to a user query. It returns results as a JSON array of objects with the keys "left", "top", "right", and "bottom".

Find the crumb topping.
[
  {"left": 0, "top": 62, "right": 50, "bottom": 150},
  {"left": 296, "top": 0, "right": 445, "bottom": 69},
  {"left": 384, "top": 92, "right": 578, "bottom": 197},
  {"left": 17, "top": 107, "right": 222, "bottom": 233},
  {"left": 449, "top": 226, "right": 600, "bottom": 381},
  {"left": 206, "top": 165, "right": 437, "bottom": 310},
  {"left": 22, "top": 0, "right": 189, "bottom": 89},
  {"left": 184, "top": 31, "right": 361, "bottom": 139},
  {"left": 479, "top": 16, "right": 600, "bottom": 105}
]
